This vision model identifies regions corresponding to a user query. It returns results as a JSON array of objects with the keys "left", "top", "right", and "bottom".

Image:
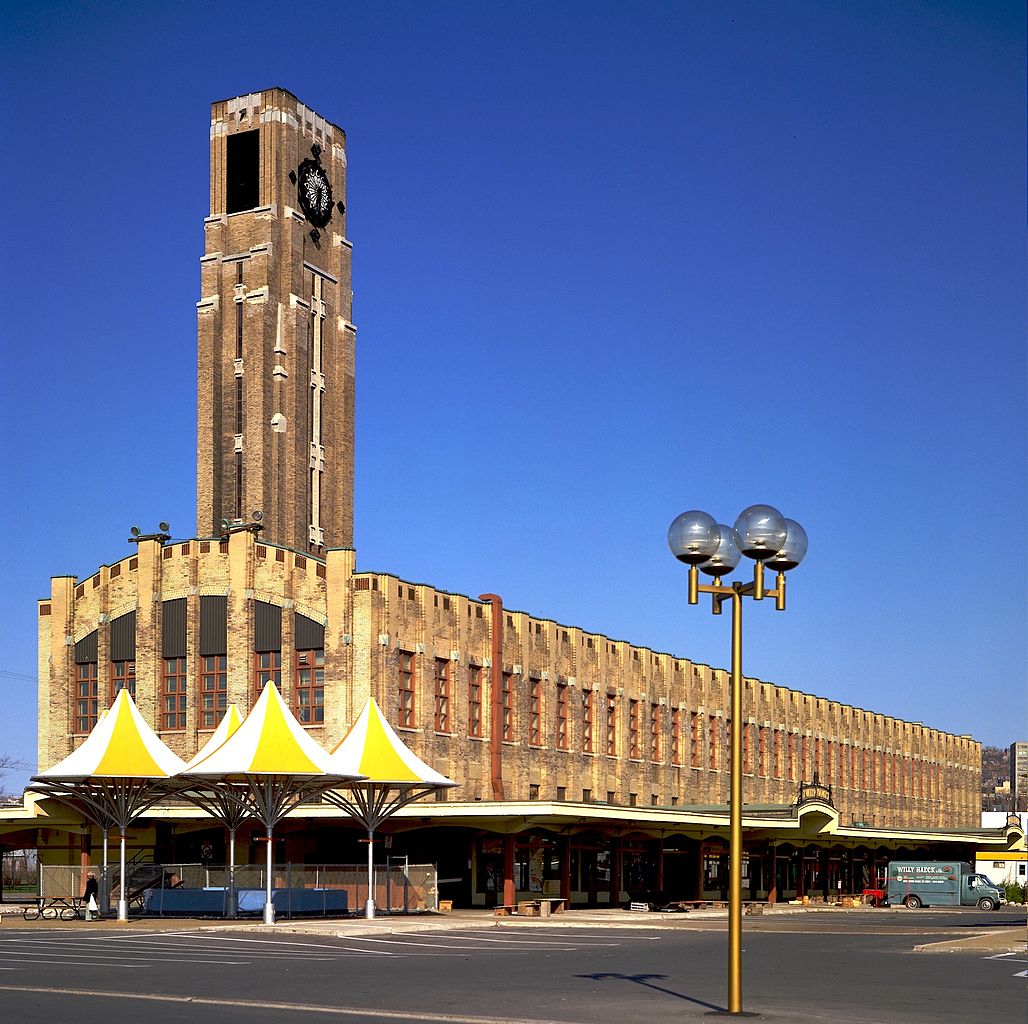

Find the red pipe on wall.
[{"left": 479, "top": 593, "right": 505, "bottom": 801}]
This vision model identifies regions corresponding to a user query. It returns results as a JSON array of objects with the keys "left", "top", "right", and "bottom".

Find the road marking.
[
  {"left": 166, "top": 932, "right": 399, "bottom": 954},
  {"left": 0, "top": 985, "right": 589, "bottom": 1024},
  {"left": 442, "top": 931, "right": 630, "bottom": 946},
  {"left": 0, "top": 949, "right": 248, "bottom": 965},
  {"left": 337, "top": 935, "right": 582, "bottom": 951},
  {"left": 0, "top": 936, "right": 381, "bottom": 960}
]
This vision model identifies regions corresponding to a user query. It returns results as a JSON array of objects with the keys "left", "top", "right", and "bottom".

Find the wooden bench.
[{"left": 492, "top": 904, "right": 516, "bottom": 916}]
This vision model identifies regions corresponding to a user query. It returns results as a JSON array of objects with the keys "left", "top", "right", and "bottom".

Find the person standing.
[{"left": 84, "top": 871, "right": 100, "bottom": 921}]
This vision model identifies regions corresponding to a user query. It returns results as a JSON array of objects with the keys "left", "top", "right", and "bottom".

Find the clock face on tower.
[{"left": 297, "top": 158, "right": 333, "bottom": 228}]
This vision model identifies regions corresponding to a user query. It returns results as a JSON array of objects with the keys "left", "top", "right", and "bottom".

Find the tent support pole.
[
  {"left": 117, "top": 827, "right": 128, "bottom": 922},
  {"left": 366, "top": 826, "right": 375, "bottom": 919},
  {"left": 228, "top": 827, "right": 237, "bottom": 920},
  {"left": 101, "top": 829, "right": 110, "bottom": 915},
  {"left": 263, "top": 825, "right": 275, "bottom": 925}
]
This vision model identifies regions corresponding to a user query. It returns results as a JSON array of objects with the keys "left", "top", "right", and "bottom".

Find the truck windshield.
[{"left": 976, "top": 875, "right": 997, "bottom": 888}]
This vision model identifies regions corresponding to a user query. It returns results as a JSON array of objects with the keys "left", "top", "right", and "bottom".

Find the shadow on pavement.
[{"left": 576, "top": 971, "right": 725, "bottom": 1013}]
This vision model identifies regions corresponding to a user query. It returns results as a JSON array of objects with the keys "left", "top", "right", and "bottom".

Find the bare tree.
[{"left": 0, "top": 754, "right": 28, "bottom": 799}]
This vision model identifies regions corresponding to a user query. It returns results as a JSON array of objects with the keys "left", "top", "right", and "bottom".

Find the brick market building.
[{"left": 18, "top": 90, "right": 1020, "bottom": 907}]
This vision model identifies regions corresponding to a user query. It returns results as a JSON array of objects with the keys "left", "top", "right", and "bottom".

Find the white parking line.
[
  {"left": 341, "top": 935, "right": 582, "bottom": 951},
  {"left": 0, "top": 985, "right": 585, "bottom": 1024},
  {"left": 162, "top": 932, "right": 398, "bottom": 954},
  {"left": 27, "top": 938, "right": 346, "bottom": 959},
  {"left": 438, "top": 932, "right": 625, "bottom": 947},
  {"left": 0, "top": 950, "right": 246, "bottom": 965}
]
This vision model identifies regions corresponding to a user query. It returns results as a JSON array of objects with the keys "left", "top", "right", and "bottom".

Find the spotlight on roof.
[
  {"left": 158, "top": 522, "right": 170, "bottom": 533},
  {"left": 130, "top": 526, "right": 141, "bottom": 537},
  {"left": 252, "top": 510, "right": 263, "bottom": 522}
]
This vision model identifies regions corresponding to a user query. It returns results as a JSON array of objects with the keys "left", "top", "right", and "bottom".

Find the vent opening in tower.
[{"left": 226, "top": 129, "right": 260, "bottom": 213}]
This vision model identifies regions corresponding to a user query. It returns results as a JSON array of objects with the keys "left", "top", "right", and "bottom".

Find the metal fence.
[{"left": 38, "top": 862, "right": 437, "bottom": 918}]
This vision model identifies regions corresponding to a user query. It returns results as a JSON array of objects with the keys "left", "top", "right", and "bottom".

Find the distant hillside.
[{"left": 982, "top": 745, "right": 1009, "bottom": 786}]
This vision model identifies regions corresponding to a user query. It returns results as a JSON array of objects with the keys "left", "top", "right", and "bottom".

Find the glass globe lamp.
[
  {"left": 667, "top": 510, "right": 720, "bottom": 565},
  {"left": 698, "top": 524, "right": 741, "bottom": 577},
  {"left": 733, "top": 504, "right": 787, "bottom": 560},
  {"left": 765, "top": 519, "right": 808, "bottom": 571}
]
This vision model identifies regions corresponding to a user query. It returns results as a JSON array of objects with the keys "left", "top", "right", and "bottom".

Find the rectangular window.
[
  {"left": 671, "top": 708, "right": 682, "bottom": 766},
  {"left": 773, "top": 730, "right": 782, "bottom": 779},
  {"left": 709, "top": 715, "right": 718, "bottom": 770},
  {"left": 758, "top": 727, "right": 767, "bottom": 777},
  {"left": 502, "top": 671, "right": 513, "bottom": 741},
  {"left": 162, "top": 657, "right": 187, "bottom": 730},
  {"left": 201, "top": 655, "right": 227, "bottom": 728},
  {"left": 434, "top": 659, "right": 450, "bottom": 732},
  {"left": 800, "top": 734, "right": 808, "bottom": 782},
  {"left": 253, "top": 651, "right": 282, "bottom": 702},
  {"left": 556, "top": 683, "right": 568, "bottom": 750},
  {"left": 529, "top": 678, "right": 541, "bottom": 745},
  {"left": 650, "top": 703, "right": 660, "bottom": 761},
  {"left": 556, "top": 786, "right": 566, "bottom": 801},
  {"left": 398, "top": 651, "right": 415, "bottom": 728},
  {"left": 468, "top": 664, "right": 482, "bottom": 737},
  {"left": 295, "top": 649, "right": 325, "bottom": 724},
  {"left": 628, "top": 699, "right": 639, "bottom": 758},
  {"left": 606, "top": 693, "right": 617, "bottom": 756},
  {"left": 814, "top": 738, "right": 822, "bottom": 781},
  {"left": 743, "top": 722, "right": 751, "bottom": 774},
  {"left": 528, "top": 784, "right": 540, "bottom": 800},
  {"left": 582, "top": 689, "right": 594, "bottom": 753},
  {"left": 110, "top": 660, "right": 136, "bottom": 699},
  {"left": 75, "top": 662, "right": 98, "bottom": 733},
  {"left": 688, "top": 711, "right": 699, "bottom": 768},
  {"left": 788, "top": 733, "right": 796, "bottom": 782}
]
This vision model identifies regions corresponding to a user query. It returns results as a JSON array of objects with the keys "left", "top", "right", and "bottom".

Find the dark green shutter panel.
[
  {"left": 109, "top": 611, "right": 136, "bottom": 662},
  {"left": 254, "top": 601, "right": 282, "bottom": 653},
  {"left": 199, "top": 596, "right": 227, "bottom": 656},
  {"left": 294, "top": 613, "right": 325, "bottom": 651},
  {"left": 162, "top": 599, "right": 187, "bottom": 659},
  {"left": 74, "top": 630, "right": 98, "bottom": 664}
]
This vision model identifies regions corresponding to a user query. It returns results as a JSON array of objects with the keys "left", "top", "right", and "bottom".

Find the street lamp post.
[{"left": 668, "top": 505, "right": 807, "bottom": 1017}]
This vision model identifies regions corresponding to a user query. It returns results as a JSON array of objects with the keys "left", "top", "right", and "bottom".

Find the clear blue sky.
[{"left": 1, "top": 1, "right": 1024, "bottom": 795}]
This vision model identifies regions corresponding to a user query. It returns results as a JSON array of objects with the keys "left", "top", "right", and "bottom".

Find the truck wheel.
[
  {"left": 904, "top": 895, "right": 922, "bottom": 909},
  {"left": 978, "top": 897, "right": 995, "bottom": 911}
]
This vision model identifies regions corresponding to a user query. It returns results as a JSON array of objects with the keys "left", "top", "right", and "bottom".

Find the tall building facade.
[
  {"left": 197, "top": 89, "right": 355, "bottom": 553},
  {"left": 1011, "top": 742, "right": 1028, "bottom": 811}
]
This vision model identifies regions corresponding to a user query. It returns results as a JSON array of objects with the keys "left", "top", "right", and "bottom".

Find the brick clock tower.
[{"left": 197, "top": 88, "right": 355, "bottom": 553}]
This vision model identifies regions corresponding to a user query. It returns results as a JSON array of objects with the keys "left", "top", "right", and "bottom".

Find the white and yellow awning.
[
  {"left": 329, "top": 696, "right": 457, "bottom": 787},
  {"left": 186, "top": 682, "right": 351, "bottom": 778},
  {"left": 185, "top": 704, "right": 243, "bottom": 770},
  {"left": 38, "top": 688, "right": 185, "bottom": 780}
]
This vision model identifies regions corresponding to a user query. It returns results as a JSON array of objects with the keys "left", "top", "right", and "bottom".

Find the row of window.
[
  {"left": 527, "top": 785, "right": 682, "bottom": 807},
  {"left": 74, "top": 649, "right": 325, "bottom": 733},
  {"left": 404, "top": 659, "right": 946, "bottom": 797}
]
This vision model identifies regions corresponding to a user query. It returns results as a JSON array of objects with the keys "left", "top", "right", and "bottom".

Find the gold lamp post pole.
[{"left": 668, "top": 506, "right": 807, "bottom": 1017}]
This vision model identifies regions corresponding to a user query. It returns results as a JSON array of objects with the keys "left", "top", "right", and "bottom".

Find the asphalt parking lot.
[{"left": 0, "top": 906, "right": 1023, "bottom": 1023}]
